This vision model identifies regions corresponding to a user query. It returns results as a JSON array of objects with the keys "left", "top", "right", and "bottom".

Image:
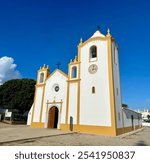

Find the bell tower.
[
  {"left": 31, "top": 64, "right": 50, "bottom": 128},
  {"left": 65, "top": 51, "right": 81, "bottom": 129},
  {"left": 37, "top": 64, "right": 50, "bottom": 85}
]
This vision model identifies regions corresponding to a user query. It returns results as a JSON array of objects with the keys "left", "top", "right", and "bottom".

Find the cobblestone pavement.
[{"left": 0, "top": 122, "right": 150, "bottom": 146}]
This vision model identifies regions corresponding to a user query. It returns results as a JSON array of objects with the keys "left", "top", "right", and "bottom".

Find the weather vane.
[{"left": 56, "top": 62, "right": 61, "bottom": 69}]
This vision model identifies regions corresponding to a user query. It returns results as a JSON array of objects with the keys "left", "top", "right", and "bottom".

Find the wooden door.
[{"left": 49, "top": 107, "right": 55, "bottom": 128}]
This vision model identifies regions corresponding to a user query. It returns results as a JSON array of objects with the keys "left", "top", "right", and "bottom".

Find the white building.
[
  {"left": 27, "top": 29, "right": 142, "bottom": 136},
  {"left": 137, "top": 110, "right": 150, "bottom": 126}
]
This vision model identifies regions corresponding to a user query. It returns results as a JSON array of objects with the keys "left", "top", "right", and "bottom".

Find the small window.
[
  {"left": 71, "top": 66, "right": 77, "bottom": 78},
  {"left": 92, "top": 86, "right": 95, "bottom": 94},
  {"left": 39, "top": 73, "right": 44, "bottom": 83},
  {"left": 90, "top": 45, "right": 97, "bottom": 62}
]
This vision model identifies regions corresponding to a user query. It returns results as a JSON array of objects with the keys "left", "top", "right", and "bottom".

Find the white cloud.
[{"left": 0, "top": 56, "right": 21, "bottom": 85}]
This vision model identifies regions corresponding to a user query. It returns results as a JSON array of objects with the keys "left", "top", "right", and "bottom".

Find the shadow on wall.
[{"left": 135, "top": 140, "right": 147, "bottom": 146}]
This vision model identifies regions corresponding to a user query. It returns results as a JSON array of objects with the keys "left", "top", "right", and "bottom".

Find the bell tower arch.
[{"left": 31, "top": 64, "right": 50, "bottom": 128}]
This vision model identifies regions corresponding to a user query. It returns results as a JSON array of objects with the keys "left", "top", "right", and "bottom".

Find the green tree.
[
  {"left": 147, "top": 115, "right": 150, "bottom": 119},
  {"left": 0, "top": 79, "right": 36, "bottom": 113}
]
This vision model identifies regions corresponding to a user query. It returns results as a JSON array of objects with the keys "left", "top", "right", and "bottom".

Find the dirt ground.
[{"left": 0, "top": 122, "right": 150, "bottom": 146}]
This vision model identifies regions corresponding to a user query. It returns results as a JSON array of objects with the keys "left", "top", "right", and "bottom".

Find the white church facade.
[{"left": 27, "top": 29, "right": 142, "bottom": 136}]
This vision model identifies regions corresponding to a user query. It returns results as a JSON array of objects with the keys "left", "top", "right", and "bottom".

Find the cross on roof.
[
  {"left": 97, "top": 25, "right": 100, "bottom": 31},
  {"left": 56, "top": 62, "right": 61, "bottom": 69}
]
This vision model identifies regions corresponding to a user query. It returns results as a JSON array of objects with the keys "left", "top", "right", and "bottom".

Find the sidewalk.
[{"left": 0, "top": 123, "right": 72, "bottom": 144}]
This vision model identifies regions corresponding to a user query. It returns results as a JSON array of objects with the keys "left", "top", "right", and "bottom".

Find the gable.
[{"left": 45, "top": 69, "right": 68, "bottom": 84}]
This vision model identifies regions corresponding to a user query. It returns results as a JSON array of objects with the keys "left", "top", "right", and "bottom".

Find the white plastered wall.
[
  {"left": 123, "top": 109, "right": 142, "bottom": 128},
  {"left": 27, "top": 104, "right": 33, "bottom": 125},
  {"left": 41, "top": 71, "right": 67, "bottom": 126},
  {"left": 111, "top": 41, "right": 123, "bottom": 129},
  {"left": 80, "top": 40, "right": 111, "bottom": 126},
  {"left": 33, "top": 87, "right": 43, "bottom": 122},
  {"left": 68, "top": 82, "right": 78, "bottom": 124}
]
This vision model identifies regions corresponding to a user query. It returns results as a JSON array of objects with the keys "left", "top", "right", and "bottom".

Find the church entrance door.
[{"left": 48, "top": 106, "right": 59, "bottom": 128}]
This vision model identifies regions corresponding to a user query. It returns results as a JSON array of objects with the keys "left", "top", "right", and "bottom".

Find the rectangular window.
[{"left": 92, "top": 87, "right": 95, "bottom": 94}]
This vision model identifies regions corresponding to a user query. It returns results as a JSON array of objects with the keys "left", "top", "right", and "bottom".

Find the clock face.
[{"left": 88, "top": 64, "right": 98, "bottom": 74}]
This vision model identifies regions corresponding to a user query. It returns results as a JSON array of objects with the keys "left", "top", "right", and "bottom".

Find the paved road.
[{"left": 0, "top": 122, "right": 150, "bottom": 146}]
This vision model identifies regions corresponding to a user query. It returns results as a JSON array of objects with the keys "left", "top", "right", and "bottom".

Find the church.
[{"left": 27, "top": 28, "right": 142, "bottom": 136}]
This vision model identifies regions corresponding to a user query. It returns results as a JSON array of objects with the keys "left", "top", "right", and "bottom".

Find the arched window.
[
  {"left": 90, "top": 45, "right": 97, "bottom": 62},
  {"left": 39, "top": 73, "right": 44, "bottom": 83},
  {"left": 71, "top": 66, "right": 77, "bottom": 78},
  {"left": 92, "top": 86, "right": 95, "bottom": 94}
]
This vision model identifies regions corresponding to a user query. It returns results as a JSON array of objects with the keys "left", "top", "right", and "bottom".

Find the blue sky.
[{"left": 0, "top": 0, "right": 150, "bottom": 108}]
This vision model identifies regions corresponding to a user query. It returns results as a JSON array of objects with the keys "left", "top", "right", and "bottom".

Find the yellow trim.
[
  {"left": 65, "top": 61, "right": 71, "bottom": 124},
  {"left": 31, "top": 66, "right": 49, "bottom": 125},
  {"left": 46, "top": 100, "right": 63, "bottom": 113},
  {"left": 107, "top": 35, "right": 117, "bottom": 135},
  {"left": 116, "top": 127, "right": 124, "bottom": 135},
  {"left": 38, "top": 67, "right": 49, "bottom": 73},
  {"left": 66, "top": 46, "right": 81, "bottom": 126},
  {"left": 79, "top": 37, "right": 107, "bottom": 47},
  {"left": 47, "top": 101, "right": 63, "bottom": 104},
  {"left": 60, "top": 124, "right": 142, "bottom": 136},
  {"left": 116, "top": 125, "right": 142, "bottom": 135},
  {"left": 77, "top": 47, "right": 81, "bottom": 124},
  {"left": 78, "top": 45, "right": 81, "bottom": 62},
  {"left": 67, "top": 79, "right": 81, "bottom": 83},
  {"left": 39, "top": 85, "right": 46, "bottom": 122},
  {"left": 66, "top": 55, "right": 80, "bottom": 125},
  {"left": 31, "top": 122, "right": 44, "bottom": 128},
  {"left": 121, "top": 108, "right": 125, "bottom": 133},
  {"left": 36, "top": 83, "right": 46, "bottom": 87},
  {"left": 31, "top": 86, "right": 37, "bottom": 123},
  {"left": 60, "top": 124, "right": 116, "bottom": 136},
  {"left": 77, "top": 76, "right": 80, "bottom": 124},
  {"left": 37, "top": 67, "right": 50, "bottom": 84},
  {"left": 60, "top": 124, "right": 69, "bottom": 130},
  {"left": 69, "top": 61, "right": 81, "bottom": 65},
  {"left": 46, "top": 69, "right": 68, "bottom": 81}
]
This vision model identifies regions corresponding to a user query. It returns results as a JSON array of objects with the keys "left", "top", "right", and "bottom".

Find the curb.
[
  {"left": 118, "top": 127, "right": 144, "bottom": 138},
  {"left": 0, "top": 132, "right": 77, "bottom": 145}
]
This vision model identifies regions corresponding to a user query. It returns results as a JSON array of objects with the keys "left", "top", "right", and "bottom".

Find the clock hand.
[{"left": 92, "top": 66, "right": 95, "bottom": 71}]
